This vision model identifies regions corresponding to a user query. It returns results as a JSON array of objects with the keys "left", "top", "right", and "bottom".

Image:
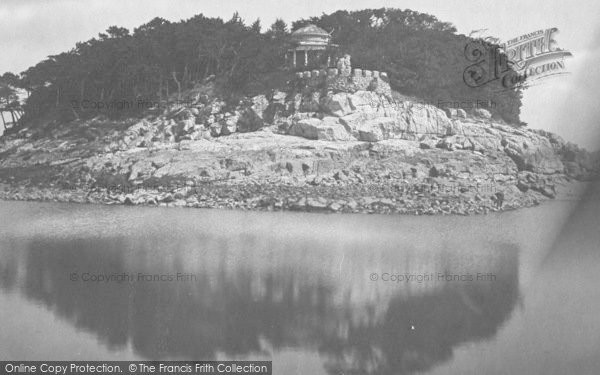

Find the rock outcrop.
[{"left": 0, "top": 64, "right": 597, "bottom": 215}]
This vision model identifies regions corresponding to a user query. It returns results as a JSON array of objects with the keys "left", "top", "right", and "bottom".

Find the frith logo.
[{"left": 463, "top": 28, "right": 572, "bottom": 90}]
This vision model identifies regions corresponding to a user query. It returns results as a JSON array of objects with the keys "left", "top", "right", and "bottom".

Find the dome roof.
[{"left": 291, "top": 24, "right": 330, "bottom": 37}]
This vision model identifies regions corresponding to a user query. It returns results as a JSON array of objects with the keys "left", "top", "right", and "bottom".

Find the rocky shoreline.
[
  {"left": 1, "top": 66, "right": 597, "bottom": 215},
  {"left": 0, "top": 182, "right": 553, "bottom": 215},
  {"left": 0, "top": 165, "right": 590, "bottom": 215}
]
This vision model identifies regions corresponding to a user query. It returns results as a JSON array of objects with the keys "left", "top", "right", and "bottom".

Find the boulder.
[
  {"left": 419, "top": 139, "right": 437, "bottom": 149},
  {"left": 176, "top": 118, "right": 195, "bottom": 135},
  {"left": 347, "top": 91, "right": 381, "bottom": 115},
  {"left": 356, "top": 117, "right": 397, "bottom": 142},
  {"left": 516, "top": 179, "right": 530, "bottom": 192},
  {"left": 221, "top": 116, "right": 238, "bottom": 136},
  {"left": 329, "top": 201, "right": 344, "bottom": 212},
  {"left": 209, "top": 123, "right": 222, "bottom": 137},
  {"left": 127, "top": 120, "right": 151, "bottom": 136},
  {"left": 272, "top": 90, "right": 287, "bottom": 104},
  {"left": 290, "top": 197, "right": 307, "bottom": 211},
  {"left": 322, "top": 93, "right": 353, "bottom": 117},
  {"left": 306, "top": 197, "right": 329, "bottom": 210},
  {"left": 128, "top": 160, "right": 155, "bottom": 181},
  {"left": 503, "top": 136, "right": 564, "bottom": 173},
  {"left": 398, "top": 102, "right": 453, "bottom": 139},
  {"left": 289, "top": 118, "right": 320, "bottom": 139},
  {"left": 237, "top": 95, "right": 270, "bottom": 132},
  {"left": 316, "top": 117, "right": 354, "bottom": 141},
  {"left": 339, "top": 112, "right": 380, "bottom": 131},
  {"left": 444, "top": 108, "right": 458, "bottom": 118},
  {"left": 289, "top": 117, "right": 353, "bottom": 141},
  {"left": 333, "top": 170, "right": 348, "bottom": 181},
  {"left": 300, "top": 91, "right": 321, "bottom": 112},
  {"left": 437, "top": 135, "right": 473, "bottom": 151},
  {"left": 161, "top": 194, "right": 175, "bottom": 203},
  {"left": 208, "top": 100, "right": 225, "bottom": 115},
  {"left": 537, "top": 184, "right": 556, "bottom": 198},
  {"left": 474, "top": 108, "right": 492, "bottom": 119},
  {"left": 283, "top": 160, "right": 305, "bottom": 175}
]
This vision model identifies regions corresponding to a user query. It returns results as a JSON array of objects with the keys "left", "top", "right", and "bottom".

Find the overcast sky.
[{"left": 1, "top": 0, "right": 598, "bottom": 150}]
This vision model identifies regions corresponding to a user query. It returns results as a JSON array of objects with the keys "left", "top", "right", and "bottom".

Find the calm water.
[{"left": 0, "top": 186, "right": 599, "bottom": 374}]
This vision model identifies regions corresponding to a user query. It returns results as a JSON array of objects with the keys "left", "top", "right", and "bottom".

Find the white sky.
[{"left": 1, "top": 0, "right": 598, "bottom": 150}]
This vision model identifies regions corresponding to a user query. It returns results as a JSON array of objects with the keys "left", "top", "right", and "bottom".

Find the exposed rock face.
[
  {"left": 501, "top": 131, "right": 564, "bottom": 174},
  {"left": 0, "top": 61, "right": 596, "bottom": 215},
  {"left": 322, "top": 93, "right": 354, "bottom": 117},
  {"left": 278, "top": 89, "right": 581, "bottom": 176},
  {"left": 293, "top": 91, "right": 453, "bottom": 143},
  {"left": 444, "top": 108, "right": 457, "bottom": 118},
  {"left": 221, "top": 115, "right": 238, "bottom": 135},
  {"left": 2, "top": 80, "right": 593, "bottom": 182},
  {"left": 296, "top": 93, "right": 315, "bottom": 113},
  {"left": 397, "top": 101, "right": 453, "bottom": 139},
  {"left": 289, "top": 117, "right": 354, "bottom": 141},
  {"left": 237, "top": 95, "right": 270, "bottom": 132},
  {"left": 354, "top": 118, "right": 396, "bottom": 142}
]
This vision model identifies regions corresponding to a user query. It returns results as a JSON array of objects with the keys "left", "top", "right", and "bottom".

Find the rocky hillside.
[{"left": 0, "top": 65, "right": 597, "bottom": 214}]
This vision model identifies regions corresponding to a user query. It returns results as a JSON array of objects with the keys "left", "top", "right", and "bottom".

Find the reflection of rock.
[{"left": 5, "top": 237, "right": 339, "bottom": 358}]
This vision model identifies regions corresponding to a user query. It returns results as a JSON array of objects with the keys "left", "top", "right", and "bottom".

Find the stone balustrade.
[
  {"left": 293, "top": 67, "right": 391, "bottom": 96},
  {"left": 295, "top": 68, "right": 389, "bottom": 80}
]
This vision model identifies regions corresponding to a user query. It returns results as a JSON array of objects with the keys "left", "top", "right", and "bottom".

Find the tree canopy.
[
  {"left": 3, "top": 8, "right": 523, "bottom": 126},
  {"left": 294, "top": 8, "right": 522, "bottom": 123}
]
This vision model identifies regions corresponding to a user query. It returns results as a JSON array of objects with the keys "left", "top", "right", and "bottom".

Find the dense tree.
[
  {"left": 294, "top": 8, "right": 522, "bottom": 123},
  {"left": 0, "top": 73, "right": 24, "bottom": 130},
  {"left": 268, "top": 18, "right": 289, "bottom": 36},
  {"left": 5, "top": 8, "right": 522, "bottom": 126}
]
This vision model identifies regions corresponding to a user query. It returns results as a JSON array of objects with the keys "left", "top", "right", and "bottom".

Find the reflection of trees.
[
  {"left": 0, "top": 237, "right": 519, "bottom": 371},
  {"left": 0, "top": 250, "right": 18, "bottom": 291},
  {"left": 1, "top": 236, "right": 339, "bottom": 359},
  {"left": 0, "top": 238, "right": 18, "bottom": 291},
  {"left": 320, "top": 244, "right": 520, "bottom": 375}
]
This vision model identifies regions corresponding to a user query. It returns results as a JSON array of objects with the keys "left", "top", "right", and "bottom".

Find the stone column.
[
  {"left": 304, "top": 50, "right": 308, "bottom": 67},
  {"left": 293, "top": 50, "right": 297, "bottom": 68}
]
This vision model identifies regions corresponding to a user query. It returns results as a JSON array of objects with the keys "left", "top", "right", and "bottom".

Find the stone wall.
[{"left": 294, "top": 68, "right": 391, "bottom": 96}]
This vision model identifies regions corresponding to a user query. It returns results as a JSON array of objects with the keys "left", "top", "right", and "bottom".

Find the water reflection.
[
  {"left": 0, "top": 230, "right": 520, "bottom": 373},
  {"left": 320, "top": 246, "right": 519, "bottom": 374}
]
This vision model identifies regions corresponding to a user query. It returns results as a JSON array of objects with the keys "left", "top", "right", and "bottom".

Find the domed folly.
[{"left": 287, "top": 24, "right": 337, "bottom": 68}]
